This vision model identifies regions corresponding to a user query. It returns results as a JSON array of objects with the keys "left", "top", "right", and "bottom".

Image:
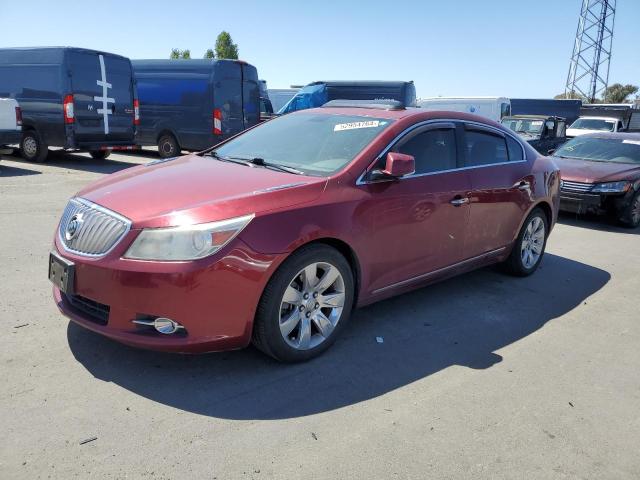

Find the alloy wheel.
[
  {"left": 279, "top": 261, "right": 345, "bottom": 350},
  {"left": 521, "top": 216, "right": 545, "bottom": 269}
]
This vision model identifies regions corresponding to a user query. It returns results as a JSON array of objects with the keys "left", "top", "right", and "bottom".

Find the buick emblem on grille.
[{"left": 65, "top": 213, "right": 84, "bottom": 241}]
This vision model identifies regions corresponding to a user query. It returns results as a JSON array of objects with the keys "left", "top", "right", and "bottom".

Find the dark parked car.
[
  {"left": 0, "top": 47, "right": 138, "bottom": 162},
  {"left": 278, "top": 81, "right": 416, "bottom": 114},
  {"left": 49, "top": 102, "right": 559, "bottom": 362},
  {"left": 501, "top": 115, "right": 567, "bottom": 155},
  {"left": 133, "top": 59, "right": 260, "bottom": 157},
  {"left": 554, "top": 132, "right": 640, "bottom": 227}
]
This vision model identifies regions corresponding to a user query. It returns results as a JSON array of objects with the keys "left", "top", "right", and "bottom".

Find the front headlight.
[
  {"left": 590, "top": 181, "right": 631, "bottom": 193},
  {"left": 124, "top": 214, "right": 254, "bottom": 261}
]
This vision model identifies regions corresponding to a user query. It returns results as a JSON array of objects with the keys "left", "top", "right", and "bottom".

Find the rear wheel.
[
  {"left": 502, "top": 208, "right": 548, "bottom": 277},
  {"left": 20, "top": 130, "right": 48, "bottom": 162},
  {"left": 252, "top": 244, "right": 354, "bottom": 362},
  {"left": 618, "top": 191, "right": 640, "bottom": 228},
  {"left": 89, "top": 150, "right": 111, "bottom": 160},
  {"left": 157, "top": 134, "right": 179, "bottom": 158}
]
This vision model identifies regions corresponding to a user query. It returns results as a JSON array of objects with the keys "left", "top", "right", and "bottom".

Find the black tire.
[
  {"left": 618, "top": 191, "right": 640, "bottom": 229},
  {"left": 89, "top": 150, "right": 111, "bottom": 160},
  {"left": 502, "top": 207, "right": 549, "bottom": 277},
  {"left": 157, "top": 134, "right": 179, "bottom": 158},
  {"left": 20, "top": 130, "right": 48, "bottom": 162},
  {"left": 252, "top": 244, "right": 355, "bottom": 362}
]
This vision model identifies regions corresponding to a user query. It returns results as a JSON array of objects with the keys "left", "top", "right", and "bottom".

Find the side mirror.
[{"left": 379, "top": 152, "right": 415, "bottom": 178}]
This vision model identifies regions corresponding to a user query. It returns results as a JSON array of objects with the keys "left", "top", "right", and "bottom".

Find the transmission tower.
[{"left": 565, "top": 0, "right": 616, "bottom": 102}]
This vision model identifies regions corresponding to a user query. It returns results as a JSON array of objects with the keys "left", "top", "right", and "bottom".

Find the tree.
[
  {"left": 215, "top": 31, "right": 239, "bottom": 59},
  {"left": 169, "top": 48, "right": 191, "bottom": 59},
  {"left": 602, "top": 83, "right": 638, "bottom": 103},
  {"left": 204, "top": 49, "right": 215, "bottom": 59},
  {"left": 554, "top": 90, "right": 584, "bottom": 100}
]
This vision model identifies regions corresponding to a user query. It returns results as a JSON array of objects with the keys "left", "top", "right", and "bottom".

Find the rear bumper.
[{"left": 0, "top": 130, "right": 21, "bottom": 145}]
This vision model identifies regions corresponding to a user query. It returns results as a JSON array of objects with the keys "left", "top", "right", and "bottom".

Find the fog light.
[
  {"left": 154, "top": 317, "right": 181, "bottom": 335},
  {"left": 132, "top": 316, "right": 184, "bottom": 335}
]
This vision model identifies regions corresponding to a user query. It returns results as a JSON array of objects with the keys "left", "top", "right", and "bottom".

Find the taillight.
[
  {"left": 213, "top": 108, "right": 222, "bottom": 135},
  {"left": 63, "top": 94, "right": 74, "bottom": 124},
  {"left": 15, "top": 106, "right": 22, "bottom": 126},
  {"left": 133, "top": 99, "right": 140, "bottom": 125}
]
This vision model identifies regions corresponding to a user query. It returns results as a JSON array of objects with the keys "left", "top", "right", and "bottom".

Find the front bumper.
[
  {"left": 52, "top": 236, "right": 282, "bottom": 353},
  {"left": 559, "top": 190, "right": 631, "bottom": 216}
]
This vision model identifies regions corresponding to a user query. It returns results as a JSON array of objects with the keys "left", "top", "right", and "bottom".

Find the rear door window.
[
  {"left": 464, "top": 129, "right": 509, "bottom": 166},
  {"left": 393, "top": 127, "right": 457, "bottom": 174}
]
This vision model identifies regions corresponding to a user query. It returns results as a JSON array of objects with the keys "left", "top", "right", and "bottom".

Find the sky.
[{"left": 1, "top": 0, "right": 638, "bottom": 98}]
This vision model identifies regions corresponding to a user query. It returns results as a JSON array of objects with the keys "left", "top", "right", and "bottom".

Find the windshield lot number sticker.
[
  {"left": 334, "top": 121, "right": 381, "bottom": 131},
  {"left": 623, "top": 140, "right": 640, "bottom": 146}
]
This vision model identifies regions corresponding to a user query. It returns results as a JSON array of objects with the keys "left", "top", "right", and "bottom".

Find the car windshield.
[
  {"left": 555, "top": 137, "right": 640, "bottom": 164},
  {"left": 212, "top": 113, "right": 393, "bottom": 176},
  {"left": 278, "top": 84, "right": 328, "bottom": 114},
  {"left": 569, "top": 118, "right": 616, "bottom": 131},
  {"left": 501, "top": 118, "right": 544, "bottom": 135}
]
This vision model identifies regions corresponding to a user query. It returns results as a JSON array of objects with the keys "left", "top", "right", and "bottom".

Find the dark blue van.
[
  {"left": 0, "top": 47, "right": 138, "bottom": 162},
  {"left": 278, "top": 81, "right": 417, "bottom": 114},
  {"left": 133, "top": 59, "right": 260, "bottom": 157}
]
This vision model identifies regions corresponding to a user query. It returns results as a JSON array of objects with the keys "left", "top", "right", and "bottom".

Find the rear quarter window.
[{"left": 506, "top": 135, "right": 525, "bottom": 161}]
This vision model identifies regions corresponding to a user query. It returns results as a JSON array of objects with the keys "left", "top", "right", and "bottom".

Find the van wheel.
[
  {"left": 158, "top": 134, "right": 179, "bottom": 158},
  {"left": 89, "top": 150, "right": 111, "bottom": 160},
  {"left": 252, "top": 244, "right": 354, "bottom": 362},
  {"left": 20, "top": 130, "right": 49, "bottom": 162},
  {"left": 502, "top": 208, "right": 548, "bottom": 277}
]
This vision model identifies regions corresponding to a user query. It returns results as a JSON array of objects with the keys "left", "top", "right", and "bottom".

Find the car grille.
[
  {"left": 561, "top": 180, "right": 594, "bottom": 193},
  {"left": 64, "top": 293, "right": 110, "bottom": 325},
  {"left": 58, "top": 198, "right": 131, "bottom": 256}
]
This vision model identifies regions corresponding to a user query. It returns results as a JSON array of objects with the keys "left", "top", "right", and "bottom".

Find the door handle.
[
  {"left": 515, "top": 180, "right": 531, "bottom": 191},
  {"left": 450, "top": 196, "right": 469, "bottom": 206}
]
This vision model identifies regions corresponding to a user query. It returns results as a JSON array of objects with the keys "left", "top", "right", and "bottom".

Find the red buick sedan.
[{"left": 49, "top": 101, "right": 560, "bottom": 361}]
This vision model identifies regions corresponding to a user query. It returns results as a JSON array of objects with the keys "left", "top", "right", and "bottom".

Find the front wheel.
[
  {"left": 502, "top": 208, "right": 548, "bottom": 277},
  {"left": 89, "top": 150, "right": 111, "bottom": 160},
  {"left": 618, "top": 191, "right": 640, "bottom": 229},
  {"left": 252, "top": 245, "right": 354, "bottom": 362}
]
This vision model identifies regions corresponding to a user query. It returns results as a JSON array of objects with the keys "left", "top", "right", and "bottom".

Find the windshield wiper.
[
  {"left": 209, "top": 152, "right": 305, "bottom": 175},
  {"left": 208, "top": 151, "right": 256, "bottom": 167}
]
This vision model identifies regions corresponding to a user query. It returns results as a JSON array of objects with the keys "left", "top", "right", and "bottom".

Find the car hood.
[
  {"left": 566, "top": 128, "right": 611, "bottom": 138},
  {"left": 552, "top": 156, "right": 640, "bottom": 183},
  {"left": 77, "top": 154, "right": 327, "bottom": 228}
]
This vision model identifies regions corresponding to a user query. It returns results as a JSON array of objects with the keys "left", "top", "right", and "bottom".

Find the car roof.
[
  {"left": 578, "top": 132, "right": 640, "bottom": 140},
  {"left": 296, "top": 106, "right": 505, "bottom": 124}
]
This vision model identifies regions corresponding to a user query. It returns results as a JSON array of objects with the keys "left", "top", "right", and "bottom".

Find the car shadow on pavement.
[
  {"left": 67, "top": 253, "right": 610, "bottom": 420},
  {"left": 558, "top": 212, "right": 640, "bottom": 235},
  {"left": 6, "top": 150, "right": 143, "bottom": 175},
  {"left": 0, "top": 163, "right": 41, "bottom": 177}
]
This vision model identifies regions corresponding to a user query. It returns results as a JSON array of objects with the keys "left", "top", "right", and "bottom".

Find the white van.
[{"left": 418, "top": 97, "right": 511, "bottom": 122}]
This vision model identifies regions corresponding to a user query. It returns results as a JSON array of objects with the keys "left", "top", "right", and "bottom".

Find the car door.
[
  {"left": 358, "top": 122, "right": 472, "bottom": 294},
  {"left": 462, "top": 123, "right": 533, "bottom": 258}
]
